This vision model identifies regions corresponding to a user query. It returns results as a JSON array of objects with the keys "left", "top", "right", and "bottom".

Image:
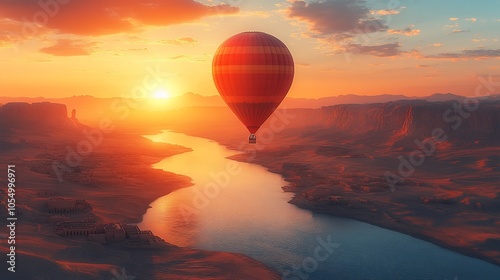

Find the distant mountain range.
[
  {"left": 152, "top": 99, "right": 500, "bottom": 149},
  {"left": 1, "top": 92, "right": 498, "bottom": 123},
  {"left": 0, "top": 97, "right": 498, "bottom": 148},
  {"left": 281, "top": 93, "right": 495, "bottom": 108}
]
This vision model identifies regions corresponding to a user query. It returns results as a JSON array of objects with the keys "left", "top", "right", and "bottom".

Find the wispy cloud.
[
  {"left": 39, "top": 39, "right": 97, "bottom": 56},
  {"left": 239, "top": 10, "right": 273, "bottom": 18},
  {"left": 162, "top": 37, "right": 198, "bottom": 46},
  {"left": 388, "top": 27, "right": 421, "bottom": 36},
  {"left": 168, "top": 54, "right": 210, "bottom": 62},
  {"left": 169, "top": 55, "right": 186, "bottom": 60},
  {"left": 426, "top": 48, "right": 500, "bottom": 60},
  {"left": 372, "top": 9, "right": 400, "bottom": 16},
  {"left": 345, "top": 43, "right": 401, "bottom": 57}
]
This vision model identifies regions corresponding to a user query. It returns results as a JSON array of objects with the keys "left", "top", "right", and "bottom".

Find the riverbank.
[
  {"left": 163, "top": 125, "right": 500, "bottom": 269},
  {"left": 290, "top": 195, "right": 500, "bottom": 268},
  {"left": 229, "top": 144, "right": 500, "bottom": 268},
  {"left": 0, "top": 129, "right": 280, "bottom": 279}
]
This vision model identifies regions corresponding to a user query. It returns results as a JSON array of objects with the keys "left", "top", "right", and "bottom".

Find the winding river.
[{"left": 138, "top": 131, "right": 500, "bottom": 280}]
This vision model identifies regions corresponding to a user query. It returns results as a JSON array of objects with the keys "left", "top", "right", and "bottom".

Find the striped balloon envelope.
[{"left": 212, "top": 32, "right": 295, "bottom": 144}]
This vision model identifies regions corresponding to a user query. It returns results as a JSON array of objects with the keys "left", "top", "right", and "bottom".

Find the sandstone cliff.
[
  {"left": 293, "top": 100, "right": 500, "bottom": 146},
  {"left": 0, "top": 102, "right": 81, "bottom": 130}
]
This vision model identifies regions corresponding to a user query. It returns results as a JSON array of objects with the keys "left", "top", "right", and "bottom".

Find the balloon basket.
[{"left": 249, "top": 134, "right": 257, "bottom": 144}]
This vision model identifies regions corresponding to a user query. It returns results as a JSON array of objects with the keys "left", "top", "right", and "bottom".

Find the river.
[{"left": 138, "top": 131, "right": 500, "bottom": 280}]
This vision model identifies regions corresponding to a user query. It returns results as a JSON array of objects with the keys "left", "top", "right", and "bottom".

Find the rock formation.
[{"left": 0, "top": 102, "right": 81, "bottom": 130}]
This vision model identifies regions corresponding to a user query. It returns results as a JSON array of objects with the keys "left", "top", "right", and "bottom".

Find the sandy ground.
[{"left": 0, "top": 129, "right": 280, "bottom": 280}]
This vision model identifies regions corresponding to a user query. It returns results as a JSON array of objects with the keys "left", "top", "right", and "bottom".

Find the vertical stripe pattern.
[{"left": 212, "top": 32, "right": 295, "bottom": 134}]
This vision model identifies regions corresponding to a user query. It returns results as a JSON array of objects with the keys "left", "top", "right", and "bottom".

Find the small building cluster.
[
  {"left": 87, "top": 223, "right": 126, "bottom": 243},
  {"left": 47, "top": 198, "right": 92, "bottom": 214},
  {"left": 54, "top": 221, "right": 100, "bottom": 237},
  {"left": 123, "top": 225, "right": 168, "bottom": 249},
  {"left": 47, "top": 197, "right": 166, "bottom": 249},
  {"left": 54, "top": 221, "right": 167, "bottom": 248}
]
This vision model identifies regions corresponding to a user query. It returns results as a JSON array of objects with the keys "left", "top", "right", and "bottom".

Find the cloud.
[
  {"left": 449, "top": 17, "right": 459, "bottom": 21},
  {"left": 0, "top": 20, "right": 17, "bottom": 46},
  {"left": 0, "top": 18, "right": 47, "bottom": 48},
  {"left": 126, "top": 48, "right": 148, "bottom": 52},
  {"left": 240, "top": 10, "right": 273, "bottom": 18},
  {"left": 0, "top": 0, "right": 239, "bottom": 36},
  {"left": 287, "top": 0, "right": 388, "bottom": 37},
  {"left": 388, "top": 27, "right": 421, "bottom": 36},
  {"left": 169, "top": 55, "right": 186, "bottom": 60},
  {"left": 427, "top": 48, "right": 500, "bottom": 60},
  {"left": 286, "top": 0, "right": 406, "bottom": 56},
  {"left": 452, "top": 29, "right": 469, "bottom": 34},
  {"left": 39, "top": 39, "right": 96, "bottom": 56},
  {"left": 168, "top": 54, "right": 209, "bottom": 62},
  {"left": 372, "top": 9, "right": 399, "bottom": 16},
  {"left": 345, "top": 43, "right": 400, "bottom": 57},
  {"left": 466, "top": 18, "right": 477, "bottom": 22},
  {"left": 431, "top": 43, "right": 444, "bottom": 47},
  {"left": 162, "top": 37, "right": 198, "bottom": 45}
]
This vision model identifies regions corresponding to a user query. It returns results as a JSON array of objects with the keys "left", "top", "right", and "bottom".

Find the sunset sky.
[{"left": 0, "top": 0, "right": 499, "bottom": 99}]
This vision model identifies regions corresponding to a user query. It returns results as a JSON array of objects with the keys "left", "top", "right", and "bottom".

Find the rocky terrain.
[
  {"left": 0, "top": 102, "right": 82, "bottom": 129},
  {"left": 0, "top": 102, "right": 280, "bottom": 280},
  {"left": 155, "top": 99, "right": 500, "bottom": 267}
]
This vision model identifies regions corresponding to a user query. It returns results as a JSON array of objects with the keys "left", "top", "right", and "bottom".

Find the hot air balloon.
[{"left": 212, "top": 32, "right": 295, "bottom": 144}]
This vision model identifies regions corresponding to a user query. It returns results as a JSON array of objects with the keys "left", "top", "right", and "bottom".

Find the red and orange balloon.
[{"left": 212, "top": 32, "right": 294, "bottom": 143}]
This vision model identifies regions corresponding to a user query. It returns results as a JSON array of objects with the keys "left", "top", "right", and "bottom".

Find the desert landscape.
[
  {"left": 0, "top": 102, "right": 280, "bottom": 279},
  {"left": 157, "top": 95, "right": 500, "bottom": 267},
  {"left": 1, "top": 0, "right": 499, "bottom": 279},
  {"left": 1, "top": 94, "right": 498, "bottom": 279}
]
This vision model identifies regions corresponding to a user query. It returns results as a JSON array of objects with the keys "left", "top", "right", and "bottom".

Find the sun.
[{"left": 153, "top": 89, "right": 171, "bottom": 99}]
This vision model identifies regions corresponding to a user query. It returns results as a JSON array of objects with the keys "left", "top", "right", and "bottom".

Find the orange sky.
[{"left": 0, "top": 0, "right": 499, "bottom": 99}]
